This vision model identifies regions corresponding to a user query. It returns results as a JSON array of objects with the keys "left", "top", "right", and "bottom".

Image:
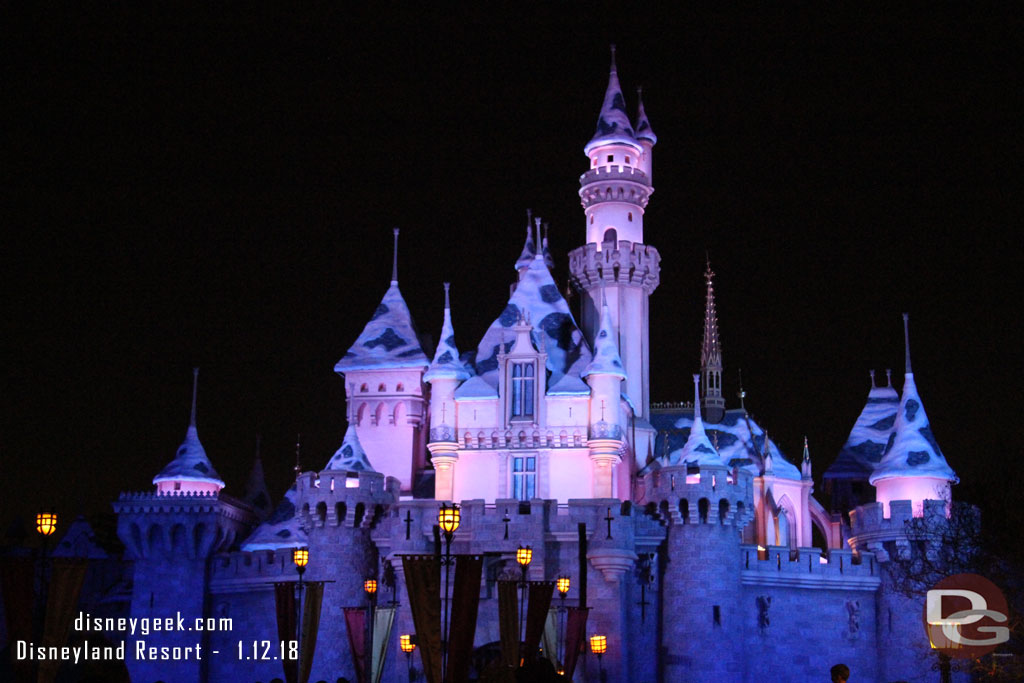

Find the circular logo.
[{"left": 924, "top": 573, "right": 1010, "bottom": 659}]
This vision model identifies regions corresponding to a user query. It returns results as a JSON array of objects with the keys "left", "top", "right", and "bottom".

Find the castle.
[{"left": 104, "top": 51, "right": 964, "bottom": 682}]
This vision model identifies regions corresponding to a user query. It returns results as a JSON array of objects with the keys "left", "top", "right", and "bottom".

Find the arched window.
[
  {"left": 360, "top": 384, "right": 368, "bottom": 393},
  {"left": 510, "top": 362, "right": 535, "bottom": 418},
  {"left": 698, "top": 498, "right": 710, "bottom": 524},
  {"left": 628, "top": 212, "right": 633, "bottom": 222},
  {"left": 396, "top": 383, "right": 404, "bottom": 392},
  {"left": 719, "top": 499, "right": 730, "bottom": 524},
  {"left": 603, "top": 228, "right": 617, "bottom": 244},
  {"left": 378, "top": 383, "right": 386, "bottom": 392},
  {"left": 316, "top": 502, "right": 327, "bottom": 524},
  {"left": 335, "top": 502, "right": 347, "bottom": 525}
]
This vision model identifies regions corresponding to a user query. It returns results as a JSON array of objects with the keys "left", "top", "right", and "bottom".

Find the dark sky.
[{"left": 3, "top": 6, "right": 1020, "bottom": 532}]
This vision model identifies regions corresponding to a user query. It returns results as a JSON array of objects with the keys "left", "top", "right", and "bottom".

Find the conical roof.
[
  {"left": 634, "top": 87, "right": 657, "bottom": 144},
  {"left": 243, "top": 441, "right": 272, "bottom": 518},
  {"left": 241, "top": 485, "right": 309, "bottom": 552},
  {"left": 584, "top": 46, "right": 639, "bottom": 155},
  {"left": 324, "top": 424, "right": 376, "bottom": 472},
  {"left": 153, "top": 370, "right": 225, "bottom": 489},
  {"left": 870, "top": 316, "right": 958, "bottom": 484},
  {"left": 582, "top": 298, "right": 626, "bottom": 380},
  {"left": 667, "top": 376, "right": 724, "bottom": 467},
  {"left": 334, "top": 281, "right": 429, "bottom": 373},
  {"left": 424, "top": 283, "right": 471, "bottom": 382},
  {"left": 515, "top": 214, "right": 537, "bottom": 272},
  {"left": 827, "top": 372, "right": 899, "bottom": 480}
]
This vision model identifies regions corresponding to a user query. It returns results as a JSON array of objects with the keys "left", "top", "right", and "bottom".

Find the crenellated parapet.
[
  {"left": 847, "top": 498, "right": 950, "bottom": 562},
  {"left": 578, "top": 166, "right": 652, "bottom": 210},
  {"left": 113, "top": 490, "right": 256, "bottom": 560},
  {"left": 740, "top": 544, "right": 880, "bottom": 591},
  {"left": 292, "top": 469, "right": 399, "bottom": 531},
  {"left": 642, "top": 464, "right": 755, "bottom": 528},
  {"left": 568, "top": 240, "right": 661, "bottom": 294}
]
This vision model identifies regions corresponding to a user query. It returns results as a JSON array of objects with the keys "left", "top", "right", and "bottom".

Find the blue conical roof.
[
  {"left": 585, "top": 48, "right": 639, "bottom": 155},
  {"left": 335, "top": 281, "right": 429, "bottom": 373},
  {"left": 324, "top": 424, "right": 376, "bottom": 472},
  {"left": 666, "top": 375, "right": 724, "bottom": 467},
  {"left": 425, "top": 284, "right": 471, "bottom": 382},
  {"left": 634, "top": 88, "right": 657, "bottom": 144},
  {"left": 241, "top": 484, "right": 309, "bottom": 551},
  {"left": 153, "top": 371, "right": 224, "bottom": 489},
  {"left": 827, "top": 373, "right": 899, "bottom": 479},
  {"left": 582, "top": 300, "right": 626, "bottom": 380}
]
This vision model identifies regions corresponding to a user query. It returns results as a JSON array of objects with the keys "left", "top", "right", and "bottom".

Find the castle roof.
[
  {"left": 634, "top": 87, "right": 657, "bottom": 144},
  {"left": 584, "top": 47, "right": 640, "bottom": 155},
  {"left": 152, "top": 369, "right": 225, "bottom": 489},
  {"left": 582, "top": 299, "right": 627, "bottom": 380},
  {"left": 424, "top": 283, "right": 471, "bottom": 382},
  {"left": 240, "top": 484, "right": 308, "bottom": 551},
  {"left": 666, "top": 376, "right": 724, "bottom": 467},
  {"left": 334, "top": 281, "right": 429, "bottom": 373},
  {"left": 324, "top": 424, "right": 375, "bottom": 472},
  {"left": 870, "top": 315, "right": 958, "bottom": 485},
  {"left": 472, "top": 254, "right": 591, "bottom": 386},
  {"left": 243, "top": 442, "right": 273, "bottom": 518},
  {"left": 514, "top": 217, "right": 537, "bottom": 272},
  {"left": 825, "top": 373, "right": 899, "bottom": 480}
]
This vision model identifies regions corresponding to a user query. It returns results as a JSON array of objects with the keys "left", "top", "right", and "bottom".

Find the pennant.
[
  {"left": 563, "top": 606, "right": 590, "bottom": 680},
  {"left": 1, "top": 557, "right": 34, "bottom": 683},
  {"left": 446, "top": 555, "right": 483, "bottom": 683},
  {"left": 38, "top": 559, "right": 88, "bottom": 683},
  {"left": 344, "top": 607, "right": 368, "bottom": 683},
  {"left": 298, "top": 582, "right": 324, "bottom": 683},
  {"left": 371, "top": 606, "right": 396, "bottom": 683},
  {"left": 497, "top": 580, "right": 519, "bottom": 670},
  {"left": 274, "top": 582, "right": 298, "bottom": 683},
  {"left": 401, "top": 555, "right": 442, "bottom": 683},
  {"left": 523, "top": 581, "right": 555, "bottom": 662}
]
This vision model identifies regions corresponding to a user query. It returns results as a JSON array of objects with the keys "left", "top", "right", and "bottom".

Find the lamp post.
[
  {"left": 556, "top": 575, "right": 570, "bottom": 673},
  {"left": 365, "top": 578, "right": 377, "bottom": 681},
  {"left": 399, "top": 634, "right": 417, "bottom": 682},
  {"left": 589, "top": 634, "right": 607, "bottom": 682},
  {"left": 292, "top": 547, "right": 309, "bottom": 670},
  {"left": 34, "top": 511, "right": 57, "bottom": 646},
  {"left": 515, "top": 545, "right": 532, "bottom": 665},
  {"left": 438, "top": 503, "right": 460, "bottom": 683}
]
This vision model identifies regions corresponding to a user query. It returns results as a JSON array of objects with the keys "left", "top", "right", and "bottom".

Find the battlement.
[
  {"left": 740, "top": 544, "right": 880, "bottom": 590},
  {"left": 578, "top": 166, "right": 652, "bottom": 209},
  {"left": 641, "top": 464, "right": 755, "bottom": 527},
  {"left": 568, "top": 240, "right": 661, "bottom": 292},
  {"left": 209, "top": 548, "right": 299, "bottom": 593},
  {"left": 849, "top": 499, "right": 949, "bottom": 536},
  {"left": 292, "top": 470, "right": 399, "bottom": 530},
  {"left": 114, "top": 491, "right": 254, "bottom": 560}
]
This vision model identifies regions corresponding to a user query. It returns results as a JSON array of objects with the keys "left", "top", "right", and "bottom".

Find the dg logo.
[{"left": 925, "top": 573, "right": 1010, "bottom": 658}]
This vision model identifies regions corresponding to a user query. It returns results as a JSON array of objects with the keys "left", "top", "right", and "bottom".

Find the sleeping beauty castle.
[{"left": 60, "top": 50, "right": 966, "bottom": 682}]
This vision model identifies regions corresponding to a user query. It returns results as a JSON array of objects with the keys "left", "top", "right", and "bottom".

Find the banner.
[
  {"left": 38, "top": 558, "right": 88, "bottom": 683},
  {"left": 497, "top": 580, "right": 519, "bottom": 670},
  {"left": 523, "top": 581, "right": 554, "bottom": 662},
  {"left": 298, "top": 582, "right": 323, "bottom": 683},
  {"left": 401, "top": 555, "right": 441, "bottom": 683},
  {"left": 563, "top": 606, "right": 590, "bottom": 680},
  {"left": 1, "top": 556, "right": 34, "bottom": 683},
  {"left": 446, "top": 555, "right": 483, "bottom": 683},
  {"left": 274, "top": 582, "right": 298, "bottom": 683},
  {"left": 540, "top": 608, "right": 559, "bottom": 670},
  {"left": 343, "top": 607, "right": 367, "bottom": 683},
  {"left": 370, "top": 606, "right": 396, "bottom": 683}
]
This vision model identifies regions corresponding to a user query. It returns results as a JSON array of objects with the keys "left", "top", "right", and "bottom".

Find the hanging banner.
[
  {"left": 523, "top": 581, "right": 554, "bottom": 662},
  {"left": 370, "top": 606, "right": 396, "bottom": 683},
  {"left": 38, "top": 558, "right": 88, "bottom": 683},
  {"left": 401, "top": 555, "right": 442, "bottom": 683},
  {"left": 343, "top": 607, "right": 368, "bottom": 683},
  {"left": 445, "top": 554, "right": 483, "bottom": 683},
  {"left": 497, "top": 580, "right": 519, "bottom": 671},
  {"left": 541, "top": 608, "right": 559, "bottom": 670},
  {"left": 274, "top": 582, "right": 299, "bottom": 683},
  {"left": 563, "top": 606, "right": 590, "bottom": 680},
  {"left": 1, "top": 556, "right": 34, "bottom": 683},
  {"left": 298, "top": 582, "right": 324, "bottom": 683}
]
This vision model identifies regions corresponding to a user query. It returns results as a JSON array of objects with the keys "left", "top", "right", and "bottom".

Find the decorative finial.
[
  {"left": 692, "top": 374, "right": 702, "bottom": 422},
  {"left": 737, "top": 368, "right": 746, "bottom": 412},
  {"left": 391, "top": 228, "right": 400, "bottom": 283},
  {"left": 543, "top": 221, "right": 549, "bottom": 244},
  {"left": 885, "top": 368, "right": 892, "bottom": 387},
  {"left": 443, "top": 282, "right": 451, "bottom": 309},
  {"left": 801, "top": 436, "right": 812, "bottom": 479},
  {"left": 294, "top": 433, "right": 302, "bottom": 477},
  {"left": 189, "top": 367, "right": 199, "bottom": 427},
  {"left": 869, "top": 369, "right": 876, "bottom": 388},
  {"left": 534, "top": 216, "right": 542, "bottom": 255},
  {"left": 803, "top": 436, "right": 810, "bottom": 461},
  {"left": 704, "top": 252, "right": 714, "bottom": 283},
  {"left": 610, "top": 44, "right": 617, "bottom": 72},
  {"left": 902, "top": 312, "right": 912, "bottom": 373}
]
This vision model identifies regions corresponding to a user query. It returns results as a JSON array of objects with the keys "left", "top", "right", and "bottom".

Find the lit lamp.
[
  {"left": 516, "top": 545, "right": 533, "bottom": 664},
  {"left": 364, "top": 579, "right": 378, "bottom": 595},
  {"left": 400, "top": 634, "right": 416, "bottom": 682},
  {"left": 557, "top": 576, "right": 570, "bottom": 598},
  {"left": 438, "top": 503, "right": 460, "bottom": 538},
  {"left": 36, "top": 512, "right": 57, "bottom": 537},
  {"left": 437, "top": 503, "right": 460, "bottom": 683},
  {"left": 516, "top": 545, "right": 533, "bottom": 572},
  {"left": 556, "top": 576, "right": 570, "bottom": 673},
  {"left": 35, "top": 510, "right": 58, "bottom": 644},
  {"left": 365, "top": 577, "right": 378, "bottom": 678},
  {"left": 590, "top": 634, "right": 607, "bottom": 677},
  {"left": 293, "top": 548, "right": 309, "bottom": 589}
]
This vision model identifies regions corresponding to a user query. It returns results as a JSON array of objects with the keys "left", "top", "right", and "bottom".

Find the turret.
[
  {"left": 335, "top": 229, "right": 429, "bottom": 493},
  {"left": 242, "top": 436, "right": 272, "bottom": 520},
  {"left": 700, "top": 259, "right": 725, "bottom": 423},
  {"left": 582, "top": 294, "right": 626, "bottom": 497},
  {"left": 634, "top": 86, "right": 656, "bottom": 182},
  {"left": 869, "top": 314, "right": 958, "bottom": 516},
  {"left": 424, "top": 283, "right": 470, "bottom": 501},
  {"left": 152, "top": 368, "right": 225, "bottom": 494}
]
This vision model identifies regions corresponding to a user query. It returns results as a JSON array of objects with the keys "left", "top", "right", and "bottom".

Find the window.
[
  {"left": 512, "top": 456, "right": 536, "bottom": 501},
  {"left": 607, "top": 154, "right": 614, "bottom": 163},
  {"left": 510, "top": 362, "right": 535, "bottom": 418},
  {"left": 625, "top": 156, "right": 630, "bottom": 163}
]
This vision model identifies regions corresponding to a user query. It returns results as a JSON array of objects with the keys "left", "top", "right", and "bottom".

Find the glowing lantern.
[
  {"left": 292, "top": 548, "right": 309, "bottom": 568},
  {"left": 36, "top": 512, "right": 58, "bottom": 537},
  {"left": 589, "top": 634, "right": 607, "bottom": 655},
  {"left": 516, "top": 545, "right": 533, "bottom": 567},
  {"left": 364, "top": 579, "right": 378, "bottom": 595},
  {"left": 438, "top": 503, "right": 460, "bottom": 535},
  {"left": 557, "top": 576, "right": 571, "bottom": 596},
  {"left": 399, "top": 634, "right": 416, "bottom": 654}
]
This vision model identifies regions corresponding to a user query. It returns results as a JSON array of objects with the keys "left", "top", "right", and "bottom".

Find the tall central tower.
[{"left": 569, "top": 48, "right": 661, "bottom": 419}]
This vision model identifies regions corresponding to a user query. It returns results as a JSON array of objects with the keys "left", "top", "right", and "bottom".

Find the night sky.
[{"left": 4, "top": 6, "right": 1020, "bottom": 535}]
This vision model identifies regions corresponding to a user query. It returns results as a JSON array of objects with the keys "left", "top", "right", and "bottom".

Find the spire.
[
  {"left": 294, "top": 434, "right": 302, "bottom": 478},
  {"left": 425, "top": 282, "right": 471, "bottom": 382},
  {"left": 700, "top": 258, "right": 725, "bottom": 423},
  {"left": 391, "top": 228, "right": 400, "bottom": 284},
  {"left": 870, "top": 314, "right": 958, "bottom": 485},
  {"left": 582, "top": 291, "right": 626, "bottom": 380},
  {"left": 541, "top": 222, "right": 554, "bottom": 269},
  {"left": 515, "top": 209, "right": 537, "bottom": 272},
  {"left": 152, "top": 368, "right": 224, "bottom": 491},
  {"left": 585, "top": 45, "right": 638, "bottom": 155},
  {"left": 325, "top": 423, "right": 376, "bottom": 472},
  {"left": 634, "top": 86, "right": 657, "bottom": 144},
  {"left": 886, "top": 368, "right": 893, "bottom": 388},
  {"left": 243, "top": 435, "right": 272, "bottom": 518},
  {"left": 737, "top": 369, "right": 747, "bottom": 412},
  {"left": 762, "top": 430, "right": 774, "bottom": 475},
  {"left": 801, "top": 436, "right": 812, "bottom": 480},
  {"left": 902, "top": 312, "right": 912, "bottom": 373},
  {"left": 667, "top": 375, "right": 723, "bottom": 467},
  {"left": 869, "top": 369, "right": 876, "bottom": 388}
]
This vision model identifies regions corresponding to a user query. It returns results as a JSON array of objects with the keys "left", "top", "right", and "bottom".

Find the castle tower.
[
  {"left": 152, "top": 368, "right": 225, "bottom": 494},
  {"left": 582, "top": 293, "right": 627, "bottom": 497},
  {"left": 335, "top": 229, "right": 430, "bottom": 493},
  {"left": 648, "top": 375, "right": 754, "bottom": 680},
  {"left": 700, "top": 259, "right": 726, "bottom": 423},
  {"left": 868, "top": 314, "right": 958, "bottom": 517},
  {"left": 424, "top": 283, "right": 470, "bottom": 501},
  {"left": 569, "top": 47, "right": 660, "bottom": 419}
]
